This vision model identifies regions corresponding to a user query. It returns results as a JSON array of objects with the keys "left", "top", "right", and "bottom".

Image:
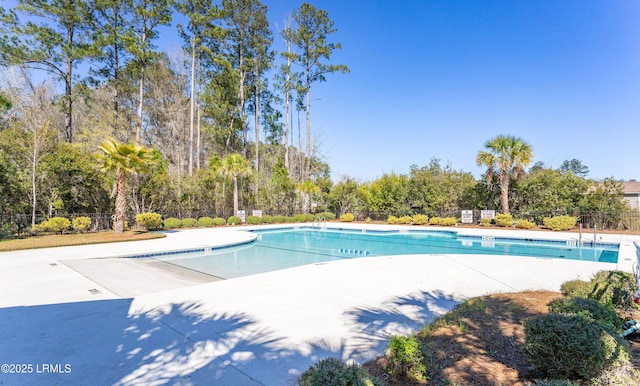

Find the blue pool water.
[{"left": 150, "top": 227, "right": 619, "bottom": 280}]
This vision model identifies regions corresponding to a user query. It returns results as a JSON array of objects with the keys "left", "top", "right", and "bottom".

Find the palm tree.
[
  {"left": 221, "top": 153, "right": 251, "bottom": 216},
  {"left": 476, "top": 135, "right": 533, "bottom": 213},
  {"left": 97, "top": 138, "right": 154, "bottom": 233},
  {"left": 298, "top": 180, "right": 319, "bottom": 214}
]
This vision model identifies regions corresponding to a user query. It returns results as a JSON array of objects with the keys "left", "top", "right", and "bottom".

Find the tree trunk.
[
  {"left": 499, "top": 172, "right": 510, "bottom": 213},
  {"left": 233, "top": 176, "right": 239, "bottom": 215},
  {"left": 65, "top": 25, "right": 73, "bottom": 142},
  {"left": 137, "top": 63, "right": 144, "bottom": 142},
  {"left": 31, "top": 141, "right": 37, "bottom": 227},
  {"left": 254, "top": 70, "right": 260, "bottom": 172},
  {"left": 305, "top": 74, "right": 311, "bottom": 178},
  {"left": 115, "top": 171, "right": 127, "bottom": 233},
  {"left": 189, "top": 36, "right": 196, "bottom": 176}
]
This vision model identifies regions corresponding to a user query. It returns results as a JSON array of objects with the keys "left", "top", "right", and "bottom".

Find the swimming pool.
[{"left": 148, "top": 227, "right": 619, "bottom": 280}]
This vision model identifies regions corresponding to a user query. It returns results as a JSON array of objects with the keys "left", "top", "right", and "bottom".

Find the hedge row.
[{"left": 134, "top": 212, "right": 339, "bottom": 229}]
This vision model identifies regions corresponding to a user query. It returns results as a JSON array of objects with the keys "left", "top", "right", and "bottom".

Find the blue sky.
[
  {"left": 262, "top": 0, "right": 640, "bottom": 182},
  {"left": 5, "top": 0, "right": 639, "bottom": 182}
]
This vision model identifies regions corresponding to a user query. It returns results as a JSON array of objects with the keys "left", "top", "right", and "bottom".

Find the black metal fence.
[
  {"left": 2, "top": 209, "right": 639, "bottom": 239},
  {"left": 362, "top": 210, "right": 640, "bottom": 231}
]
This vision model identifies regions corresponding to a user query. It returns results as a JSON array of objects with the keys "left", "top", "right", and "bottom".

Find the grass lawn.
[{"left": 0, "top": 231, "right": 166, "bottom": 252}]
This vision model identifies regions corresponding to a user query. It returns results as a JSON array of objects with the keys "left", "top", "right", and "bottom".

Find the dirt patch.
[{"left": 365, "top": 291, "right": 640, "bottom": 385}]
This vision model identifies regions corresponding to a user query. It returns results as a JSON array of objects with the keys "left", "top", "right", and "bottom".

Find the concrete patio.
[{"left": 1, "top": 225, "right": 638, "bottom": 385}]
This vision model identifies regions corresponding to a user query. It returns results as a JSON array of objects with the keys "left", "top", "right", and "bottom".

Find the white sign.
[
  {"left": 461, "top": 210, "right": 473, "bottom": 224},
  {"left": 252, "top": 210, "right": 262, "bottom": 218},
  {"left": 481, "top": 210, "right": 496, "bottom": 220},
  {"left": 236, "top": 210, "right": 246, "bottom": 223}
]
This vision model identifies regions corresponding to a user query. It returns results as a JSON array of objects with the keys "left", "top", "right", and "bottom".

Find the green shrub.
[
  {"left": 412, "top": 214, "right": 429, "bottom": 225},
  {"left": 212, "top": 217, "right": 226, "bottom": 226},
  {"left": 273, "top": 215, "right": 286, "bottom": 223},
  {"left": 560, "top": 279, "right": 591, "bottom": 298},
  {"left": 72, "top": 216, "right": 92, "bottom": 232},
  {"left": 548, "top": 297, "right": 622, "bottom": 333},
  {"left": 181, "top": 218, "right": 197, "bottom": 228},
  {"left": 384, "top": 335, "right": 427, "bottom": 383},
  {"left": 0, "top": 222, "right": 13, "bottom": 239},
  {"left": 294, "top": 214, "right": 314, "bottom": 222},
  {"left": 163, "top": 217, "right": 182, "bottom": 229},
  {"left": 227, "top": 216, "right": 242, "bottom": 225},
  {"left": 480, "top": 218, "right": 492, "bottom": 226},
  {"left": 261, "top": 215, "right": 274, "bottom": 224},
  {"left": 494, "top": 213, "right": 514, "bottom": 227},
  {"left": 135, "top": 212, "right": 162, "bottom": 230},
  {"left": 515, "top": 219, "right": 536, "bottom": 229},
  {"left": 543, "top": 215, "right": 578, "bottom": 231},
  {"left": 285, "top": 216, "right": 297, "bottom": 223},
  {"left": 387, "top": 215, "right": 398, "bottom": 224},
  {"left": 197, "top": 217, "right": 215, "bottom": 227},
  {"left": 397, "top": 215, "right": 412, "bottom": 224},
  {"left": 40, "top": 217, "right": 71, "bottom": 234},
  {"left": 246, "top": 215, "right": 262, "bottom": 225},
  {"left": 317, "top": 211, "right": 336, "bottom": 220},
  {"left": 428, "top": 217, "right": 456, "bottom": 226},
  {"left": 589, "top": 270, "right": 637, "bottom": 308},
  {"left": 524, "top": 313, "right": 629, "bottom": 380},
  {"left": 340, "top": 213, "right": 355, "bottom": 222},
  {"left": 299, "top": 357, "right": 382, "bottom": 386}
]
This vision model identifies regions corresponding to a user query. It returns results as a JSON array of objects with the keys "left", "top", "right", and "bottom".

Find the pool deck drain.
[{"left": 0, "top": 225, "right": 639, "bottom": 386}]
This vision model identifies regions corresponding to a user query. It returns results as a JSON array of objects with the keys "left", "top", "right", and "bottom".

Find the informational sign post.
[
  {"left": 236, "top": 210, "right": 246, "bottom": 223},
  {"left": 252, "top": 210, "right": 262, "bottom": 218},
  {"left": 461, "top": 210, "right": 473, "bottom": 224},
  {"left": 480, "top": 210, "right": 496, "bottom": 220}
]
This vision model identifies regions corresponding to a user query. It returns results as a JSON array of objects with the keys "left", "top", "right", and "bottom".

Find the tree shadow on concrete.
[{"left": 0, "top": 289, "right": 464, "bottom": 386}]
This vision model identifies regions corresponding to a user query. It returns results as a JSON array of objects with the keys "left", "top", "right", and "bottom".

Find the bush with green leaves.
[
  {"left": 560, "top": 279, "right": 591, "bottom": 298},
  {"left": 294, "top": 214, "right": 314, "bottom": 222},
  {"left": 181, "top": 218, "right": 197, "bottom": 228},
  {"left": 515, "top": 219, "right": 535, "bottom": 229},
  {"left": 384, "top": 335, "right": 428, "bottom": 383},
  {"left": 261, "top": 215, "right": 274, "bottom": 224},
  {"left": 197, "top": 217, "right": 215, "bottom": 227},
  {"left": 273, "top": 215, "right": 286, "bottom": 223},
  {"left": 494, "top": 213, "right": 514, "bottom": 227},
  {"left": 543, "top": 215, "right": 578, "bottom": 231},
  {"left": 163, "top": 217, "right": 182, "bottom": 229},
  {"left": 480, "top": 218, "right": 492, "bottom": 226},
  {"left": 412, "top": 214, "right": 429, "bottom": 225},
  {"left": 39, "top": 217, "right": 71, "bottom": 234},
  {"left": 72, "top": 216, "right": 92, "bottom": 232},
  {"left": 246, "top": 215, "right": 262, "bottom": 225},
  {"left": 227, "top": 216, "right": 242, "bottom": 225},
  {"left": 0, "top": 222, "right": 13, "bottom": 239},
  {"left": 340, "top": 213, "right": 355, "bottom": 222},
  {"left": 524, "top": 313, "right": 629, "bottom": 380},
  {"left": 589, "top": 270, "right": 637, "bottom": 308},
  {"left": 299, "top": 357, "right": 382, "bottom": 386},
  {"left": 212, "top": 217, "right": 226, "bottom": 226},
  {"left": 397, "top": 215, "right": 412, "bottom": 224},
  {"left": 317, "top": 212, "right": 336, "bottom": 220},
  {"left": 547, "top": 297, "right": 622, "bottom": 333},
  {"left": 387, "top": 215, "right": 398, "bottom": 224},
  {"left": 429, "top": 217, "right": 457, "bottom": 226},
  {"left": 135, "top": 212, "right": 162, "bottom": 230},
  {"left": 560, "top": 271, "right": 637, "bottom": 309}
]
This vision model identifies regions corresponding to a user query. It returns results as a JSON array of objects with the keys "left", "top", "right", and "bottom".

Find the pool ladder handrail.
[{"left": 312, "top": 215, "right": 326, "bottom": 230}]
